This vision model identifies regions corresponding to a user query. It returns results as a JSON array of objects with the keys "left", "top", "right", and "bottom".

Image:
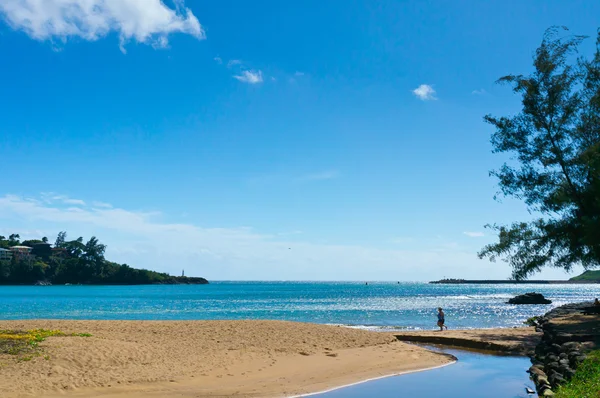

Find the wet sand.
[
  {"left": 0, "top": 320, "right": 452, "bottom": 398},
  {"left": 394, "top": 327, "right": 540, "bottom": 354}
]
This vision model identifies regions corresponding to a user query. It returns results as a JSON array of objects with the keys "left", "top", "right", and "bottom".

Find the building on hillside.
[
  {"left": 10, "top": 246, "right": 34, "bottom": 261},
  {"left": 10, "top": 246, "right": 33, "bottom": 253},
  {"left": 31, "top": 242, "right": 52, "bottom": 258},
  {"left": 0, "top": 248, "right": 12, "bottom": 261}
]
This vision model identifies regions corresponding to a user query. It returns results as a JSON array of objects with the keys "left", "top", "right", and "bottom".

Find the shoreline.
[
  {"left": 288, "top": 360, "right": 457, "bottom": 398},
  {"left": 0, "top": 320, "right": 453, "bottom": 398},
  {"left": 393, "top": 327, "right": 540, "bottom": 355}
]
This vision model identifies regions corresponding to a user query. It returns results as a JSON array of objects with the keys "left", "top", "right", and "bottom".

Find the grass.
[
  {"left": 0, "top": 329, "right": 91, "bottom": 361},
  {"left": 555, "top": 350, "right": 600, "bottom": 398},
  {"left": 569, "top": 270, "right": 600, "bottom": 282}
]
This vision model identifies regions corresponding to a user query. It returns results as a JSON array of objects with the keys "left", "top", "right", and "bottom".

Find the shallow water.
[
  {"left": 312, "top": 346, "right": 535, "bottom": 398},
  {"left": 2, "top": 281, "right": 599, "bottom": 329}
]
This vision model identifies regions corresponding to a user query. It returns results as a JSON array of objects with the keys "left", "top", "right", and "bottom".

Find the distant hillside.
[
  {"left": 570, "top": 270, "right": 600, "bottom": 282},
  {"left": 0, "top": 232, "right": 208, "bottom": 286}
]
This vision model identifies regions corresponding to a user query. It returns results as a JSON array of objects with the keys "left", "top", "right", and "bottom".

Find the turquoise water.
[
  {"left": 1, "top": 282, "right": 599, "bottom": 329},
  {"left": 315, "top": 347, "right": 535, "bottom": 398}
]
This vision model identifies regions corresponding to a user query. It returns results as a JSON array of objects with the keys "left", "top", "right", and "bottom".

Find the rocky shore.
[{"left": 528, "top": 302, "right": 600, "bottom": 396}]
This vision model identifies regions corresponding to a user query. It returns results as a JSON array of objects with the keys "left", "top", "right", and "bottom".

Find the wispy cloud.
[
  {"left": 227, "top": 59, "right": 242, "bottom": 68},
  {"left": 298, "top": 170, "right": 339, "bottom": 181},
  {"left": 41, "top": 193, "right": 86, "bottom": 206},
  {"left": 214, "top": 56, "right": 223, "bottom": 65},
  {"left": 234, "top": 70, "right": 263, "bottom": 84},
  {"left": 0, "top": 193, "right": 505, "bottom": 281},
  {"left": 92, "top": 201, "right": 113, "bottom": 209},
  {"left": 471, "top": 89, "right": 486, "bottom": 95},
  {"left": 463, "top": 231, "right": 485, "bottom": 238},
  {"left": 0, "top": 0, "right": 204, "bottom": 53},
  {"left": 412, "top": 84, "right": 437, "bottom": 101}
]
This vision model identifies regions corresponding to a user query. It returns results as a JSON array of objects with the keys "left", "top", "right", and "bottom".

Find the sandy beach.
[{"left": 0, "top": 320, "right": 453, "bottom": 398}]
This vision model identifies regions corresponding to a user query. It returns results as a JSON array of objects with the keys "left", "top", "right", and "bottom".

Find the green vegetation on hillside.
[
  {"left": 570, "top": 270, "right": 600, "bottom": 282},
  {"left": 0, "top": 232, "right": 208, "bottom": 285},
  {"left": 555, "top": 350, "right": 600, "bottom": 398}
]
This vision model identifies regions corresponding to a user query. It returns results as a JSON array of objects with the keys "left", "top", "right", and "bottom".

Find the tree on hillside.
[
  {"left": 479, "top": 27, "right": 600, "bottom": 279},
  {"left": 54, "top": 231, "right": 67, "bottom": 248},
  {"left": 63, "top": 237, "right": 85, "bottom": 258},
  {"left": 83, "top": 236, "right": 107, "bottom": 277},
  {"left": 8, "top": 234, "right": 20, "bottom": 246}
]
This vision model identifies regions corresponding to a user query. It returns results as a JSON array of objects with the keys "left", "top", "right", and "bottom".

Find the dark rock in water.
[
  {"left": 508, "top": 292, "right": 552, "bottom": 304},
  {"left": 529, "top": 366, "right": 546, "bottom": 378}
]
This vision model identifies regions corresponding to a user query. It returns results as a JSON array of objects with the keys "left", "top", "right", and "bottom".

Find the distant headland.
[
  {"left": 0, "top": 232, "right": 208, "bottom": 286},
  {"left": 430, "top": 271, "right": 600, "bottom": 285}
]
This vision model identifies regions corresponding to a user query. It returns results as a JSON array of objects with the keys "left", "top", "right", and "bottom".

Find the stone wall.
[{"left": 528, "top": 302, "right": 598, "bottom": 397}]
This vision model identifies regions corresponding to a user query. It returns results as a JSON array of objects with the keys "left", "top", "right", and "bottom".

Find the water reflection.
[{"left": 312, "top": 347, "right": 535, "bottom": 398}]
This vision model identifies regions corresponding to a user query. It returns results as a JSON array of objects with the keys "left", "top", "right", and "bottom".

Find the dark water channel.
[{"left": 312, "top": 346, "right": 536, "bottom": 398}]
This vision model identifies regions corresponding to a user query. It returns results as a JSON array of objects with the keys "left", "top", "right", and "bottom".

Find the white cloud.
[
  {"left": 41, "top": 192, "right": 86, "bottom": 206},
  {"left": 298, "top": 170, "right": 339, "bottom": 181},
  {"left": 0, "top": 193, "right": 577, "bottom": 280},
  {"left": 214, "top": 56, "right": 223, "bottom": 64},
  {"left": 227, "top": 59, "right": 242, "bottom": 68},
  {"left": 294, "top": 71, "right": 305, "bottom": 77},
  {"left": 463, "top": 231, "right": 485, "bottom": 238},
  {"left": 234, "top": 70, "right": 263, "bottom": 84},
  {"left": 472, "top": 89, "right": 486, "bottom": 95},
  {"left": 0, "top": 0, "right": 204, "bottom": 53},
  {"left": 92, "top": 201, "right": 113, "bottom": 209},
  {"left": 412, "top": 84, "right": 437, "bottom": 101}
]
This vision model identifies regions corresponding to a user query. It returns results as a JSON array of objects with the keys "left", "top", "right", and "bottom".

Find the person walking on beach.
[{"left": 437, "top": 307, "right": 448, "bottom": 331}]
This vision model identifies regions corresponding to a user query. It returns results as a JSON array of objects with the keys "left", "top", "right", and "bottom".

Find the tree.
[
  {"left": 83, "top": 236, "right": 107, "bottom": 279},
  {"left": 64, "top": 237, "right": 84, "bottom": 256},
  {"left": 8, "top": 234, "right": 20, "bottom": 246},
  {"left": 479, "top": 27, "right": 600, "bottom": 279},
  {"left": 54, "top": 231, "right": 67, "bottom": 248}
]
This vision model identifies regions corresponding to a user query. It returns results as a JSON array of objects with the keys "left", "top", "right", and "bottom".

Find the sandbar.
[{"left": 0, "top": 320, "right": 452, "bottom": 397}]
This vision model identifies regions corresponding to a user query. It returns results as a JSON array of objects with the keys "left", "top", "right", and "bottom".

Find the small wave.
[{"left": 327, "top": 324, "right": 423, "bottom": 332}]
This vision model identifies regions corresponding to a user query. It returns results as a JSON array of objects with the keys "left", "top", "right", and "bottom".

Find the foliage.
[
  {"left": 524, "top": 316, "right": 541, "bottom": 326},
  {"left": 479, "top": 27, "right": 600, "bottom": 279},
  {"left": 555, "top": 350, "right": 600, "bottom": 398},
  {"left": 0, "top": 329, "right": 91, "bottom": 361},
  {"left": 569, "top": 270, "right": 600, "bottom": 281},
  {"left": 0, "top": 232, "right": 208, "bottom": 285}
]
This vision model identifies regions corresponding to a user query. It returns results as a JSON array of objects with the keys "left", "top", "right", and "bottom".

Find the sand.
[
  {"left": 0, "top": 320, "right": 452, "bottom": 398},
  {"left": 394, "top": 327, "right": 540, "bottom": 354}
]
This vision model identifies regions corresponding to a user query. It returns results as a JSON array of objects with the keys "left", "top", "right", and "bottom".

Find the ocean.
[{"left": 2, "top": 281, "right": 599, "bottom": 329}]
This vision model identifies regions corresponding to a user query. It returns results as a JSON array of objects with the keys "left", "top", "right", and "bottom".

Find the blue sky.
[{"left": 0, "top": 0, "right": 598, "bottom": 281}]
